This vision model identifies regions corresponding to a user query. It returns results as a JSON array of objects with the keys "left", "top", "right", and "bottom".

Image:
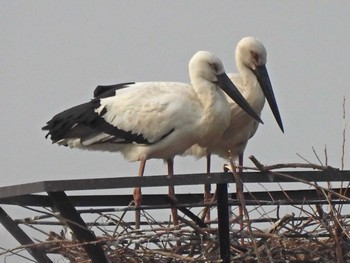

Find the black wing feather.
[
  {"left": 42, "top": 98, "right": 158, "bottom": 145},
  {"left": 94, "top": 82, "right": 135, "bottom": 98},
  {"left": 43, "top": 82, "right": 175, "bottom": 146}
]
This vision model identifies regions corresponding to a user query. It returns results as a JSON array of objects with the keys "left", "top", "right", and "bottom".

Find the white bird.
[
  {"left": 185, "top": 37, "right": 284, "bottom": 205},
  {"left": 42, "top": 50, "right": 262, "bottom": 229}
]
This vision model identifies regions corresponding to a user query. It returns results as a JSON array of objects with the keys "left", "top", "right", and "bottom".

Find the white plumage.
[{"left": 64, "top": 82, "right": 203, "bottom": 161}]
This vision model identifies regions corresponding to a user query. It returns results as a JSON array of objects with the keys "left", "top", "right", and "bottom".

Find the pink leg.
[
  {"left": 167, "top": 158, "right": 179, "bottom": 226},
  {"left": 133, "top": 159, "right": 146, "bottom": 229}
]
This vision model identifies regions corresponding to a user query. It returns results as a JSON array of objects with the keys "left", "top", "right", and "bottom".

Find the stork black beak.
[
  {"left": 253, "top": 65, "right": 284, "bottom": 132},
  {"left": 216, "top": 73, "right": 263, "bottom": 124}
]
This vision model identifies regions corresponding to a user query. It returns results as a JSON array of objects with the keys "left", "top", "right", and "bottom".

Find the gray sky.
[{"left": 1, "top": 1, "right": 349, "bottom": 260}]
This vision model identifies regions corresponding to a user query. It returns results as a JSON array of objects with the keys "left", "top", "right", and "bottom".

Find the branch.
[
  {"left": 249, "top": 156, "right": 336, "bottom": 171},
  {"left": 249, "top": 156, "right": 350, "bottom": 202}
]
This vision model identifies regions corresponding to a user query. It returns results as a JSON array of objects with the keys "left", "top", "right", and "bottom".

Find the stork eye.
[
  {"left": 250, "top": 51, "right": 259, "bottom": 64},
  {"left": 210, "top": 63, "right": 219, "bottom": 72}
]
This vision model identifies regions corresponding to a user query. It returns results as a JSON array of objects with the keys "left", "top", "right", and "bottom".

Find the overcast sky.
[{"left": 1, "top": 1, "right": 349, "bottom": 260}]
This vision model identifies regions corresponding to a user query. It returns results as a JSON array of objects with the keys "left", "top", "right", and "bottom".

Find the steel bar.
[
  {"left": 0, "top": 207, "right": 53, "bottom": 263},
  {"left": 47, "top": 191, "right": 109, "bottom": 263},
  {"left": 2, "top": 187, "right": 350, "bottom": 207},
  {"left": 0, "top": 170, "right": 349, "bottom": 199}
]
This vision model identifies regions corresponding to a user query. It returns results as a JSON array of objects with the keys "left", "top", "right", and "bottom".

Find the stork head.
[
  {"left": 236, "top": 37, "right": 284, "bottom": 133},
  {"left": 189, "top": 51, "right": 262, "bottom": 124},
  {"left": 189, "top": 51, "right": 225, "bottom": 83},
  {"left": 236, "top": 37, "right": 267, "bottom": 70}
]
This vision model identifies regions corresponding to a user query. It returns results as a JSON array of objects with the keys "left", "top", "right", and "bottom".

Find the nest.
[
  {"left": 39, "top": 206, "right": 350, "bottom": 263},
  {"left": 1, "top": 156, "right": 350, "bottom": 262}
]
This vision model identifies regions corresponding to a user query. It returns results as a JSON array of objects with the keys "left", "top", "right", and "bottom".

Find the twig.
[
  {"left": 0, "top": 246, "right": 37, "bottom": 262},
  {"left": 269, "top": 214, "right": 294, "bottom": 235},
  {"left": 312, "top": 146, "right": 324, "bottom": 166},
  {"left": 341, "top": 96, "right": 346, "bottom": 170},
  {"left": 296, "top": 153, "right": 313, "bottom": 164},
  {"left": 249, "top": 156, "right": 350, "bottom": 202},
  {"left": 177, "top": 215, "right": 209, "bottom": 237},
  {"left": 258, "top": 162, "right": 334, "bottom": 171},
  {"left": 141, "top": 248, "right": 196, "bottom": 262},
  {"left": 200, "top": 190, "right": 217, "bottom": 222},
  {"left": 112, "top": 202, "right": 134, "bottom": 237}
]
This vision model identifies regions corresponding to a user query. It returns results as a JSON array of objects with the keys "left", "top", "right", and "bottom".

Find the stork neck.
[
  {"left": 237, "top": 62, "right": 265, "bottom": 112},
  {"left": 193, "top": 79, "right": 231, "bottom": 146},
  {"left": 192, "top": 80, "right": 227, "bottom": 111},
  {"left": 237, "top": 62, "right": 256, "bottom": 88}
]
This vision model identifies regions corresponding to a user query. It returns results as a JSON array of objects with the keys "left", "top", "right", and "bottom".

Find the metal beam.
[
  {"left": 0, "top": 170, "right": 349, "bottom": 199},
  {"left": 2, "top": 187, "right": 350, "bottom": 207},
  {"left": 0, "top": 207, "right": 53, "bottom": 263},
  {"left": 47, "top": 191, "right": 109, "bottom": 263}
]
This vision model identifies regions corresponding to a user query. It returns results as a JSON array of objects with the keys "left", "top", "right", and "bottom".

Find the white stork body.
[
  {"left": 60, "top": 81, "right": 234, "bottom": 162},
  {"left": 43, "top": 50, "right": 262, "bottom": 228},
  {"left": 63, "top": 82, "right": 205, "bottom": 160},
  {"left": 184, "top": 39, "right": 284, "bottom": 215}
]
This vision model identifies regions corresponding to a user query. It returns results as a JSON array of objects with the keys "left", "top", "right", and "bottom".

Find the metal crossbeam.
[
  {"left": 2, "top": 187, "right": 350, "bottom": 207},
  {"left": 0, "top": 207, "right": 53, "bottom": 263},
  {"left": 47, "top": 191, "right": 109, "bottom": 263},
  {"left": 0, "top": 170, "right": 349, "bottom": 199}
]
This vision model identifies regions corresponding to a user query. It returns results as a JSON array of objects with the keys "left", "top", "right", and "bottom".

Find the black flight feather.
[{"left": 94, "top": 82, "right": 135, "bottom": 98}]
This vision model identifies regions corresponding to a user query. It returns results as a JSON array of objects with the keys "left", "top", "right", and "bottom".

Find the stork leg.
[
  {"left": 133, "top": 159, "right": 146, "bottom": 230},
  {"left": 167, "top": 158, "right": 179, "bottom": 226},
  {"left": 204, "top": 154, "right": 212, "bottom": 221}
]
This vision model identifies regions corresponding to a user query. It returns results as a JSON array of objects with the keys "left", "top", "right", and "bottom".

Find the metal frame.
[
  {"left": 0, "top": 170, "right": 349, "bottom": 262},
  {"left": 0, "top": 208, "right": 53, "bottom": 263}
]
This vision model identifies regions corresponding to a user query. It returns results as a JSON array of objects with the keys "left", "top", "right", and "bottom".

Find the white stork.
[
  {"left": 185, "top": 37, "right": 284, "bottom": 206},
  {"left": 42, "top": 50, "right": 262, "bottom": 228}
]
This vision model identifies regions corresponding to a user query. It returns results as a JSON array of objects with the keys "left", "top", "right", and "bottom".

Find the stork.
[{"left": 185, "top": 37, "right": 284, "bottom": 215}]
